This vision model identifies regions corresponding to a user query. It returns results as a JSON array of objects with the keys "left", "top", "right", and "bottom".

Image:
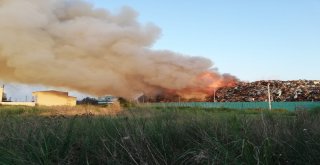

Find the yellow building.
[{"left": 32, "top": 90, "right": 77, "bottom": 106}]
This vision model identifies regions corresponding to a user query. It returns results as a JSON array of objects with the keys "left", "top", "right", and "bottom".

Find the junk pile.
[{"left": 207, "top": 80, "right": 320, "bottom": 102}]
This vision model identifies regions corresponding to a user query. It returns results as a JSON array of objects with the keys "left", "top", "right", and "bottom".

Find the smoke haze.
[{"left": 0, "top": 0, "right": 236, "bottom": 98}]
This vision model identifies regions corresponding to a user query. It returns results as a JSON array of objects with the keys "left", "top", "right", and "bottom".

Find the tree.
[{"left": 78, "top": 97, "right": 98, "bottom": 105}]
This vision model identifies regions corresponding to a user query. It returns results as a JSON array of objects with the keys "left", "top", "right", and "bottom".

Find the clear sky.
[{"left": 91, "top": 0, "right": 320, "bottom": 81}]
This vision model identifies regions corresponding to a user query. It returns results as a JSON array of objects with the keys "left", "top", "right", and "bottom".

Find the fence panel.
[{"left": 145, "top": 102, "right": 320, "bottom": 111}]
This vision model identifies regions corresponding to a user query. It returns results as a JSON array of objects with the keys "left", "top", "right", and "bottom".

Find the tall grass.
[{"left": 0, "top": 106, "right": 319, "bottom": 164}]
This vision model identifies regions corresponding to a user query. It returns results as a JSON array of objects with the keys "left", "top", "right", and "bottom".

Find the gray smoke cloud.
[{"left": 0, "top": 0, "right": 235, "bottom": 98}]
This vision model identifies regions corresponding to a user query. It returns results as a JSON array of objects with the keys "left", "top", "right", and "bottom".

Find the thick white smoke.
[{"left": 0, "top": 0, "right": 235, "bottom": 98}]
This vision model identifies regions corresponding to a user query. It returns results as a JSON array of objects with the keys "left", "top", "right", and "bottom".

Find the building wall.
[
  {"left": 0, "top": 102, "right": 35, "bottom": 106},
  {"left": 0, "top": 87, "right": 3, "bottom": 102},
  {"left": 33, "top": 92, "right": 76, "bottom": 106}
]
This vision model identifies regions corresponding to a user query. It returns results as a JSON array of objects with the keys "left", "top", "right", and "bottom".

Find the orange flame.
[{"left": 166, "top": 71, "right": 238, "bottom": 100}]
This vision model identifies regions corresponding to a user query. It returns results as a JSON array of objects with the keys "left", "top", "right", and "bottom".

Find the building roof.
[
  {"left": 32, "top": 90, "right": 68, "bottom": 94},
  {"left": 32, "top": 90, "right": 76, "bottom": 98}
]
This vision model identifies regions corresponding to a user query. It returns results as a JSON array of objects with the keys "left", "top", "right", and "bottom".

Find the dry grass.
[
  {"left": 0, "top": 103, "right": 122, "bottom": 117},
  {"left": 39, "top": 103, "right": 122, "bottom": 116}
]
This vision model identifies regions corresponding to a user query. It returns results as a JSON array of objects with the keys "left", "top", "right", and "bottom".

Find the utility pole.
[
  {"left": 213, "top": 88, "right": 217, "bottom": 102},
  {"left": 267, "top": 83, "right": 272, "bottom": 111},
  {"left": 142, "top": 94, "right": 144, "bottom": 104}
]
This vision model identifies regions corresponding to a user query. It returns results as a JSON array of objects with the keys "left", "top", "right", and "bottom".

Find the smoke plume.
[{"left": 0, "top": 0, "right": 236, "bottom": 98}]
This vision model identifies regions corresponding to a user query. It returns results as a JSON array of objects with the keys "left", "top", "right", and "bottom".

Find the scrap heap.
[{"left": 207, "top": 80, "right": 320, "bottom": 102}]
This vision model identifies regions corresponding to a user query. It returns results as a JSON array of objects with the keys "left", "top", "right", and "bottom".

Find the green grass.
[{"left": 0, "top": 106, "right": 320, "bottom": 164}]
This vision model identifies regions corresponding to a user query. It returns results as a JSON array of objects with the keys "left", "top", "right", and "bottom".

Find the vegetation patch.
[{"left": 0, "top": 105, "right": 319, "bottom": 164}]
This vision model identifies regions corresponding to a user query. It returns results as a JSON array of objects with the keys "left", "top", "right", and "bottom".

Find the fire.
[
  {"left": 165, "top": 71, "right": 238, "bottom": 100},
  {"left": 199, "top": 72, "right": 222, "bottom": 91},
  {"left": 196, "top": 71, "right": 237, "bottom": 93}
]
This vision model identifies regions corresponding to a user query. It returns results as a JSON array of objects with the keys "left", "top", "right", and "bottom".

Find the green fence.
[{"left": 144, "top": 102, "right": 320, "bottom": 111}]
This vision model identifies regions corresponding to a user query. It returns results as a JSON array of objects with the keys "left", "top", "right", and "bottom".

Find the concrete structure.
[
  {"left": 0, "top": 87, "right": 76, "bottom": 107},
  {"left": 0, "top": 86, "right": 3, "bottom": 102},
  {"left": 0, "top": 86, "right": 36, "bottom": 106},
  {"left": 1, "top": 102, "right": 36, "bottom": 106},
  {"left": 32, "top": 90, "right": 77, "bottom": 106}
]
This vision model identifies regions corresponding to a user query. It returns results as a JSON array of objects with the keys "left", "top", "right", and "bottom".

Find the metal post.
[
  {"left": 142, "top": 95, "right": 144, "bottom": 104},
  {"left": 213, "top": 88, "right": 216, "bottom": 102},
  {"left": 267, "top": 83, "right": 272, "bottom": 111}
]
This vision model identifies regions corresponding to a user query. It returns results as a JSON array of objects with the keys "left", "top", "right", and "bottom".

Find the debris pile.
[{"left": 207, "top": 80, "right": 320, "bottom": 102}]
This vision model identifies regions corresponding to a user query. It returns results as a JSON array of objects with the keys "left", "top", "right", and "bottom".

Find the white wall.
[
  {"left": 0, "top": 87, "right": 3, "bottom": 102},
  {"left": 0, "top": 102, "right": 36, "bottom": 106}
]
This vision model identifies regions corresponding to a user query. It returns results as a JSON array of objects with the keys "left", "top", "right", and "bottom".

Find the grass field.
[{"left": 0, "top": 105, "right": 320, "bottom": 164}]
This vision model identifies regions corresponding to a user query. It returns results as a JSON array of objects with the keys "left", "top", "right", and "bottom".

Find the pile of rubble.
[{"left": 207, "top": 80, "right": 320, "bottom": 102}]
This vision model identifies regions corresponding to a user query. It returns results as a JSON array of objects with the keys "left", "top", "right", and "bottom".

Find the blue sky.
[{"left": 91, "top": 0, "right": 320, "bottom": 81}]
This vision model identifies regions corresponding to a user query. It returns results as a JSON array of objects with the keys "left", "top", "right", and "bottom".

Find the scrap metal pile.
[{"left": 207, "top": 80, "right": 320, "bottom": 102}]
